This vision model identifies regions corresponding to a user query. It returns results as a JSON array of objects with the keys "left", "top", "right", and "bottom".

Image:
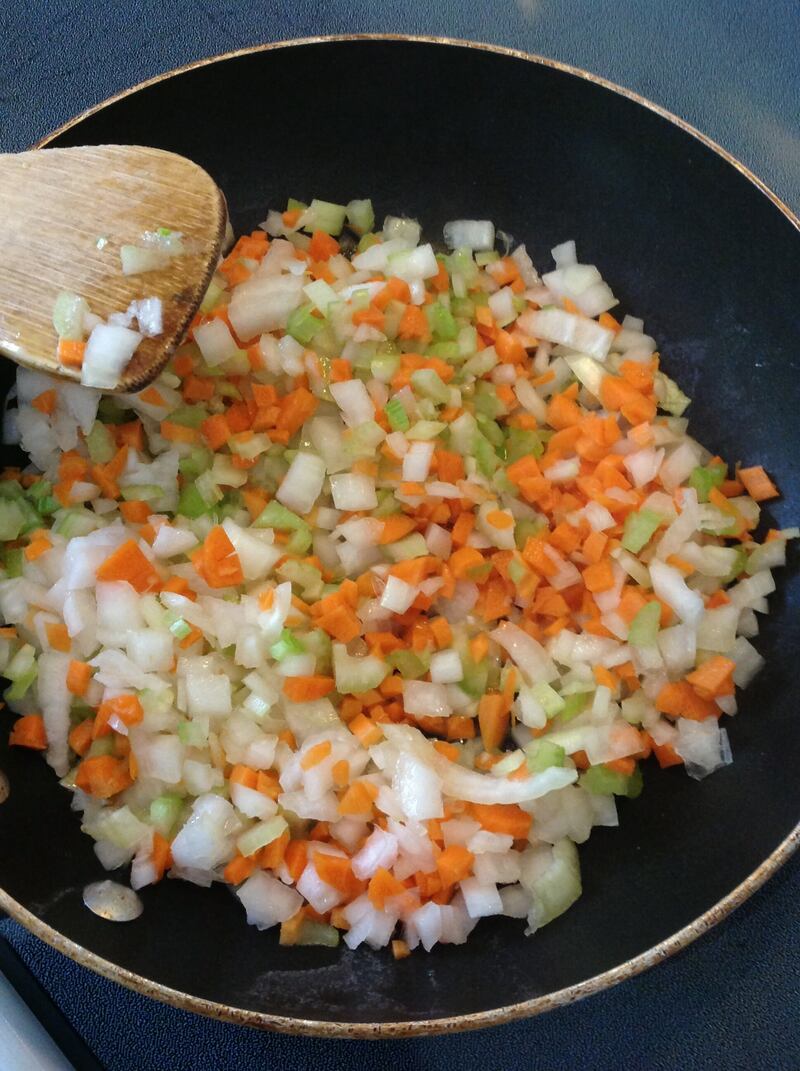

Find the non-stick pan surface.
[{"left": 0, "top": 37, "right": 798, "bottom": 1037}]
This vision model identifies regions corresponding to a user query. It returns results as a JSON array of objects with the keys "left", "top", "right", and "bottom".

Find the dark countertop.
[{"left": 1, "top": 3, "right": 799, "bottom": 1068}]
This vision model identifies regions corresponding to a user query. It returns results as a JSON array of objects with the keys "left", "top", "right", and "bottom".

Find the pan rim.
[{"left": 2, "top": 31, "right": 798, "bottom": 1039}]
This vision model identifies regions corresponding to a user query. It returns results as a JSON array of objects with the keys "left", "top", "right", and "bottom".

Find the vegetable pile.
[{"left": 0, "top": 197, "right": 794, "bottom": 954}]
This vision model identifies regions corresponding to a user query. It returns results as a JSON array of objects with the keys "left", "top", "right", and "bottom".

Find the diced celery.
[
  {"left": 87, "top": 737, "right": 115, "bottom": 758},
  {"left": 149, "top": 794, "right": 185, "bottom": 838},
  {"left": 177, "top": 484, "right": 211, "bottom": 518},
  {"left": 270, "top": 628, "right": 306, "bottom": 661},
  {"left": 655, "top": 372, "right": 690, "bottom": 416},
  {"left": 559, "top": 693, "right": 590, "bottom": 722},
  {"left": 526, "top": 739, "right": 566, "bottom": 772},
  {"left": 52, "top": 291, "right": 89, "bottom": 340},
  {"left": 426, "top": 341, "right": 461, "bottom": 361},
  {"left": 383, "top": 533, "right": 429, "bottom": 561},
  {"left": 346, "top": 198, "right": 375, "bottom": 236},
  {"left": 580, "top": 764, "right": 643, "bottom": 799},
  {"left": 532, "top": 681, "right": 565, "bottom": 718},
  {"left": 296, "top": 920, "right": 340, "bottom": 947},
  {"left": 253, "top": 500, "right": 308, "bottom": 532},
  {"left": 5, "top": 665, "right": 38, "bottom": 701},
  {"left": 86, "top": 421, "right": 116, "bottom": 463},
  {"left": 473, "top": 431, "right": 500, "bottom": 476},
  {"left": 277, "top": 559, "right": 324, "bottom": 601},
  {"left": 121, "top": 484, "right": 164, "bottom": 502},
  {"left": 237, "top": 815, "right": 288, "bottom": 858},
  {"left": 345, "top": 421, "right": 385, "bottom": 459},
  {"left": 168, "top": 406, "right": 207, "bottom": 429},
  {"left": 506, "top": 427, "right": 543, "bottom": 463},
  {"left": 406, "top": 420, "right": 446, "bottom": 441},
  {"left": 301, "top": 629, "right": 332, "bottom": 675},
  {"left": 688, "top": 462, "right": 726, "bottom": 503},
  {"left": 303, "top": 199, "right": 347, "bottom": 236},
  {"left": 287, "top": 303, "right": 323, "bottom": 345},
  {"left": 198, "top": 280, "right": 225, "bottom": 314},
  {"left": 385, "top": 398, "right": 410, "bottom": 432},
  {"left": 459, "top": 656, "right": 489, "bottom": 699},
  {"left": 169, "top": 617, "right": 192, "bottom": 640},
  {"left": 0, "top": 499, "right": 26, "bottom": 541},
  {"left": 3, "top": 547, "right": 23, "bottom": 577},
  {"left": 179, "top": 447, "right": 213, "bottom": 479},
  {"left": 333, "top": 644, "right": 388, "bottom": 694},
  {"left": 426, "top": 303, "right": 458, "bottom": 341},
  {"left": 52, "top": 509, "right": 100, "bottom": 537},
  {"left": 357, "top": 233, "right": 380, "bottom": 253},
  {"left": 387, "top": 649, "right": 430, "bottom": 680},
  {"left": 628, "top": 600, "right": 661, "bottom": 646},
  {"left": 285, "top": 527, "right": 313, "bottom": 555},
  {"left": 411, "top": 369, "right": 449, "bottom": 404},
  {"left": 370, "top": 353, "right": 400, "bottom": 383},
  {"left": 622, "top": 508, "right": 663, "bottom": 553}
]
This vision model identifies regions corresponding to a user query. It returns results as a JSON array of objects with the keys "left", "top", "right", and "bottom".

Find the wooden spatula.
[{"left": 0, "top": 145, "right": 227, "bottom": 392}]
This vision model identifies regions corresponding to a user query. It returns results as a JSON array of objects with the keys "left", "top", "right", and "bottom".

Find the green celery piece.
[
  {"left": 426, "top": 303, "right": 458, "bottom": 341},
  {"left": 459, "top": 656, "right": 489, "bottom": 699},
  {"left": 285, "top": 527, "right": 313, "bottom": 555},
  {"left": 622, "top": 508, "right": 663, "bottom": 553},
  {"left": 506, "top": 427, "right": 543, "bottom": 463},
  {"left": 179, "top": 447, "right": 213, "bottom": 479},
  {"left": 474, "top": 385, "right": 505, "bottom": 420},
  {"left": 149, "top": 794, "right": 185, "bottom": 838},
  {"left": 473, "top": 432, "right": 499, "bottom": 477},
  {"left": 580, "top": 763, "right": 643, "bottom": 799},
  {"left": 120, "top": 484, "right": 163, "bottom": 502},
  {"left": 514, "top": 518, "right": 547, "bottom": 550},
  {"left": 177, "top": 718, "right": 208, "bottom": 747},
  {"left": 277, "top": 559, "right": 324, "bottom": 601},
  {"left": 87, "top": 737, "right": 115, "bottom": 758},
  {"left": 388, "top": 649, "right": 430, "bottom": 680},
  {"left": 385, "top": 398, "right": 410, "bottom": 432},
  {"left": 5, "top": 664, "right": 38, "bottom": 701},
  {"left": 253, "top": 501, "right": 307, "bottom": 532},
  {"left": 169, "top": 618, "right": 192, "bottom": 640},
  {"left": 168, "top": 406, "right": 207, "bottom": 429},
  {"left": 3, "top": 547, "right": 23, "bottom": 577},
  {"left": 532, "top": 681, "right": 565, "bottom": 718},
  {"left": 301, "top": 629, "right": 332, "bottom": 674},
  {"left": 304, "top": 199, "right": 347, "bottom": 236},
  {"left": 688, "top": 463, "right": 726, "bottom": 503},
  {"left": 628, "top": 600, "right": 661, "bottom": 646},
  {"left": 357, "top": 233, "right": 381, "bottom": 253},
  {"left": 0, "top": 500, "right": 26, "bottom": 541},
  {"left": 559, "top": 693, "right": 591, "bottom": 722},
  {"left": 411, "top": 368, "right": 449, "bottom": 404},
  {"left": 177, "top": 484, "right": 211, "bottom": 519},
  {"left": 426, "top": 341, "right": 461, "bottom": 361},
  {"left": 286, "top": 197, "right": 308, "bottom": 212},
  {"left": 287, "top": 303, "right": 323, "bottom": 345},
  {"left": 526, "top": 739, "right": 566, "bottom": 772},
  {"left": 346, "top": 199, "right": 375, "bottom": 236},
  {"left": 383, "top": 533, "right": 429, "bottom": 561},
  {"left": 296, "top": 920, "right": 340, "bottom": 947},
  {"left": 86, "top": 421, "right": 116, "bottom": 463},
  {"left": 476, "top": 411, "right": 504, "bottom": 448},
  {"left": 451, "top": 296, "right": 475, "bottom": 319},
  {"left": 270, "top": 628, "right": 306, "bottom": 661}
]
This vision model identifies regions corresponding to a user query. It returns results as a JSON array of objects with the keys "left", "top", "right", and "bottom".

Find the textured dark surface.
[{"left": 0, "top": 6, "right": 799, "bottom": 1070}]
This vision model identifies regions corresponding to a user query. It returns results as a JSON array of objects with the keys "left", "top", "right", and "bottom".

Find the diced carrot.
[
  {"left": 368, "top": 867, "right": 407, "bottom": 909},
  {"left": 75, "top": 755, "right": 133, "bottom": 798},
  {"left": 392, "top": 939, "right": 411, "bottom": 960},
  {"left": 9, "top": 713, "right": 47, "bottom": 750},
  {"left": 338, "top": 779, "right": 379, "bottom": 815},
  {"left": 224, "top": 854, "right": 257, "bottom": 885},
  {"left": 397, "top": 305, "right": 430, "bottom": 342},
  {"left": 738, "top": 465, "right": 780, "bottom": 502},
  {"left": 284, "top": 840, "right": 309, "bottom": 883},
  {"left": 195, "top": 525, "right": 244, "bottom": 589},
  {"left": 68, "top": 718, "right": 94, "bottom": 757},
  {"left": 96, "top": 539, "right": 161, "bottom": 592},
  {"left": 653, "top": 740, "right": 684, "bottom": 768},
  {"left": 379, "top": 515, "right": 417, "bottom": 545},
  {"left": 449, "top": 546, "right": 485, "bottom": 580},
  {"left": 313, "top": 852, "right": 358, "bottom": 896},
  {"left": 260, "top": 830, "right": 290, "bottom": 870},
  {"left": 94, "top": 694, "right": 143, "bottom": 738},
  {"left": 57, "top": 338, "right": 86, "bottom": 368},
  {"left": 119, "top": 500, "right": 152, "bottom": 524},
  {"left": 469, "top": 802, "right": 532, "bottom": 839},
  {"left": 686, "top": 655, "right": 736, "bottom": 699},
  {"left": 477, "top": 693, "right": 509, "bottom": 751},
  {"left": 308, "top": 230, "right": 340, "bottom": 261},
  {"left": 436, "top": 844, "right": 475, "bottom": 888},
  {"left": 161, "top": 421, "right": 199, "bottom": 444},
  {"left": 283, "top": 676, "right": 336, "bottom": 702},
  {"left": 605, "top": 757, "right": 636, "bottom": 777},
  {"left": 32, "top": 390, "right": 57, "bottom": 414},
  {"left": 582, "top": 559, "right": 615, "bottom": 593},
  {"left": 201, "top": 413, "right": 231, "bottom": 450},
  {"left": 45, "top": 622, "right": 70, "bottom": 652},
  {"left": 301, "top": 740, "right": 333, "bottom": 769},
  {"left": 655, "top": 681, "right": 720, "bottom": 721},
  {"left": 25, "top": 535, "right": 52, "bottom": 561},
  {"left": 66, "top": 660, "right": 92, "bottom": 696}
]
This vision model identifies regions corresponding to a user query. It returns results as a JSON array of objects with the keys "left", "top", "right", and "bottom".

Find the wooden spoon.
[{"left": 0, "top": 145, "right": 227, "bottom": 392}]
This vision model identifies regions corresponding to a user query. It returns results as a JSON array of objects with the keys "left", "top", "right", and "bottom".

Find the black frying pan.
[{"left": 0, "top": 37, "right": 798, "bottom": 1037}]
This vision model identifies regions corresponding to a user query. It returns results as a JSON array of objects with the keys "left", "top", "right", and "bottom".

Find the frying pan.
[{"left": 0, "top": 36, "right": 798, "bottom": 1038}]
